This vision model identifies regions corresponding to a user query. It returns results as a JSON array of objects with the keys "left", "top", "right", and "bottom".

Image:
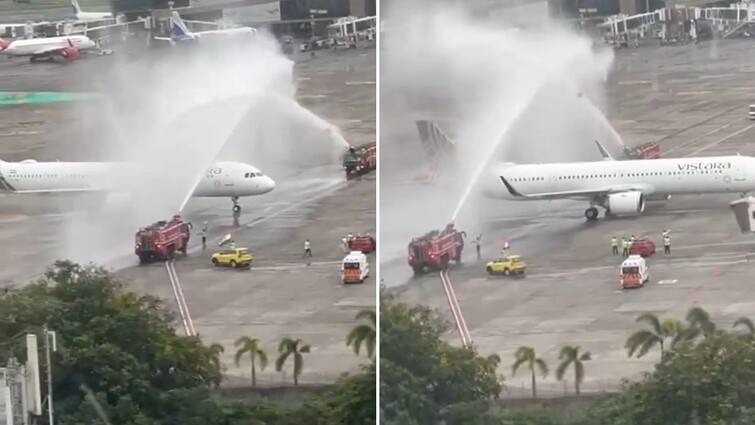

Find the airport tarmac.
[
  {"left": 383, "top": 39, "right": 755, "bottom": 396},
  {"left": 0, "top": 45, "right": 375, "bottom": 384}
]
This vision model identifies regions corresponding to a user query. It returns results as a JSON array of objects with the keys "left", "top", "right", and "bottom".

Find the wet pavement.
[
  {"left": 0, "top": 44, "right": 375, "bottom": 384},
  {"left": 383, "top": 39, "right": 755, "bottom": 396}
]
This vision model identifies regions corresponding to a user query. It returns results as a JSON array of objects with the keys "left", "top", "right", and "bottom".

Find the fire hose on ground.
[
  {"left": 166, "top": 260, "right": 196, "bottom": 336},
  {"left": 439, "top": 270, "right": 472, "bottom": 347}
]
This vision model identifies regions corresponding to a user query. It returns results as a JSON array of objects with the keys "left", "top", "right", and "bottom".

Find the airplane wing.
[{"left": 499, "top": 176, "right": 653, "bottom": 200}]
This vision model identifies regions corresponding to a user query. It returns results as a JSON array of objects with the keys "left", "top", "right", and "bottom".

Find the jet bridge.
[
  {"left": 702, "top": 3, "right": 755, "bottom": 37},
  {"left": 601, "top": 6, "right": 720, "bottom": 44}
]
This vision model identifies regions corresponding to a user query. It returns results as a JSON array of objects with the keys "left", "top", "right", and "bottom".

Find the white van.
[
  {"left": 619, "top": 255, "right": 649, "bottom": 289},
  {"left": 342, "top": 251, "right": 369, "bottom": 284}
]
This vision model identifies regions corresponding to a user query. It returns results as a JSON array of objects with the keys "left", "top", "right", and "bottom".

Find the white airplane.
[
  {"left": 71, "top": 0, "right": 113, "bottom": 22},
  {"left": 0, "top": 34, "right": 96, "bottom": 62},
  {"left": 484, "top": 141, "right": 755, "bottom": 220},
  {"left": 0, "top": 159, "right": 275, "bottom": 213},
  {"left": 155, "top": 11, "right": 256, "bottom": 43}
]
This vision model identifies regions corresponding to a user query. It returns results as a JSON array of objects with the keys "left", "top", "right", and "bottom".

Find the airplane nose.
[{"left": 262, "top": 176, "right": 275, "bottom": 193}]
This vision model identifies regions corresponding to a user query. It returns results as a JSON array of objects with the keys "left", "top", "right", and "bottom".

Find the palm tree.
[
  {"left": 276, "top": 337, "right": 311, "bottom": 386},
  {"left": 234, "top": 337, "right": 267, "bottom": 388},
  {"left": 511, "top": 346, "right": 548, "bottom": 398},
  {"left": 346, "top": 309, "right": 376, "bottom": 358},
  {"left": 685, "top": 306, "right": 717, "bottom": 337},
  {"left": 208, "top": 343, "right": 225, "bottom": 369},
  {"left": 734, "top": 317, "right": 755, "bottom": 338},
  {"left": 625, "top": 313, "right": 684, "bottom": 358},
  {"left": 555, "top": 345, "right": 591, "bottom": 395}
]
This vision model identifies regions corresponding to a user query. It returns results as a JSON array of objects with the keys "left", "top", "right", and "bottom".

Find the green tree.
[
  {"left": 347, "top": 309, "right": 376, "bottom": 358},
  {"left": 734, "top": 316, "right": 755, "bottom": 337},
  {"left": 615, "top": 331, "right": 755, "bottom": 425},
  {"left": 208, "top": 343, "right": 224, "bottom": 368},
  {"left": 625, "top": 313, "right": 684, "bottom": 358},
  {"left": 555, "top": 345, "right": 591, "bottom": 395},
  {"left": 380, "top": 297, "right": 501, "bottom": 424},
  {"left": 275, "top": 337, "right": 310, "bottom": 386},
  {"left": 233, "top": 336, "right": 267, "bottom": 388},
  {"left": 0, "top": 261, "right": 221, "bottom": 424},
  {"left": 511, "top": 346, "right": 548, "bottom": 398},
  {"left": 0, "top": 261, "right": 377, "bottom": 425},
  {"left": 684, "top": 306, "right": 717, "bottom": 338}
]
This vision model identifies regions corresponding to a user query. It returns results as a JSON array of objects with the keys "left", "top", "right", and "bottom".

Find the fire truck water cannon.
[
  {"left": 135, "top": 214, "right": 192, "bottom": 264},
  {"left": 342, "top": 142, "right": 376, "bottom": 179},
  {"left": 407, "top": 222, "right": 466, "bottom": 275}
]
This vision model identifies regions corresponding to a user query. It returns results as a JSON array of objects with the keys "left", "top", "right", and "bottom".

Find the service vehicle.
[
  {"left": 342, "top": 143, "right": 376, "bottom": 178},
  {"left": 620, "top": 255, "right": 649, "bottom": 289},
  {"left": 486, "top": 254, "right": 527, "bottom": 276},
  {"left": 211, "top": 247, "right": 253, "bottom": 268},
  {"left": 629, "top": 238, "right": 656, "bottom": 257},
  {"left": 342, "top": 250, "right": 369, "bottom": 283},
  {"left": 135, "top": 214, "right": 191, "bottom": 264},
  {"left": 749, "top": 104, "right": 755, "bottom": 120},
  {"left": 623, "top": 142, "right": 661, "bottom": 160},
  {"left": 407, "top": 223, "right": 465, "bottom": 275},
  {"left": 348, "top": 235, "right": 376, "bottom": 254}
]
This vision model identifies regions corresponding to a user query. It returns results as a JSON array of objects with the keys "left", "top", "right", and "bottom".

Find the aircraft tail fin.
[
  {"left": 71, "top": 0, "right": 82, "bottom": 15},
  {"left": 170, "top": 11, "right": 192, "bottom": 40},
  {"left": 415, "top": 120, "right": 455, "bottom": 156},
  {"left": 595, "top": 140, "right": 614, "bottom": 161}
]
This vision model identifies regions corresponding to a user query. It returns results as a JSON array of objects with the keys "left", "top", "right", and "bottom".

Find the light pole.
[{"left": 43, "top": 325, "right": 56, "bottom": 425}]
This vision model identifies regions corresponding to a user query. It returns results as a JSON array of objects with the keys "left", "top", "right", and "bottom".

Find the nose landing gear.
[{"left": 231, "top": 196, "right": 241, "bottom": 213}]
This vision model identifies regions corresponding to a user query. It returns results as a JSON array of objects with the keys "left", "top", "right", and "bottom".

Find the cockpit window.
[{"left": 244, "top": 172, "right": 264, "bottom": 178}]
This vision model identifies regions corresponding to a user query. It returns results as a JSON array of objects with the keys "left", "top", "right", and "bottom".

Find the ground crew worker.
[
  {"left": 663, "top": 235, "right": 671, "bottom": 255},
  {"left": 474, "top": 234, "right": 482, "bottom": 260},
  {"left": 304, "top": 239, "right": 312, "bottom": 257},
  {"left": 341, "top": 235, "right": 349, "bottom": 252},
  {"left": 630, "top": 235, "right": 636, "bottom": 243},
  {"left": 199, "top": 221, "right": 208, "bottom": 249},
  {"left": 611, "top": 236, "right": 619, "bottom": 256},
  {"left": 622, "top": 238, "right": 629, "bottom": 257},
  {"left": 347, "top": 232, "right": 353, "bottom": 240},
  {"left": 662, "top": 229, "right": 670, "bottom": 239}
]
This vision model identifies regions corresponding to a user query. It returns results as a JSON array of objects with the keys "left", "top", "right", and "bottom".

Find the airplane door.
[{"left": 731, "top": 163, "right": 747, "bottom": 192}]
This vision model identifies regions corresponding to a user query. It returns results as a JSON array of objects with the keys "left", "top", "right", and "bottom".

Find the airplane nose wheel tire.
[
  {"left": 232, "top": 205, "right": 241, "bottom": 213},
  {"left": 585, "top": 207, "right": 599, "bottom": 221}
]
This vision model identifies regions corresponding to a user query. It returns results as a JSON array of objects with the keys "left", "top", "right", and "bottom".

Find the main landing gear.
[
  {"left": 584, "top": 207, "right": 599, "bottom": 221},
  {"left": 231, "top": 196, "right": 241, "bottom": 213}
]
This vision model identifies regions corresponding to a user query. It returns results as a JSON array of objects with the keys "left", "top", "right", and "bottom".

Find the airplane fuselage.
[
  {"left": 0, "top": 160, "right": 275, "bottom": 198},
  {"left": 488, "top": 155, "right": 755, "bottom": 199},
  {"left": 0, "top": 35, "right": 95, "bottom": 56}
]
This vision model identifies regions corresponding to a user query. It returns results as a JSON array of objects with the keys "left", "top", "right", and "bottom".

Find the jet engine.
[{"left": 606, "top": 191, "right": 645, "bottom": 215}]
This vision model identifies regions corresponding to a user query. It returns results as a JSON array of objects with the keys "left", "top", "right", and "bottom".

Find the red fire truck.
[
  {"left": 623, "top": 142, "right": 661, "bottom": 160},
  {"left": 135, "top": 215, "right": 192, "bottom": 264},
  {"left": 342, "top": 143, "right": 377, "bottom": 179},
  {"left": 348, "top": 235, "right": 376, "bottom": 254},
  {"left": 407, "top": 223, "right": 466, "bottom": 275}
]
